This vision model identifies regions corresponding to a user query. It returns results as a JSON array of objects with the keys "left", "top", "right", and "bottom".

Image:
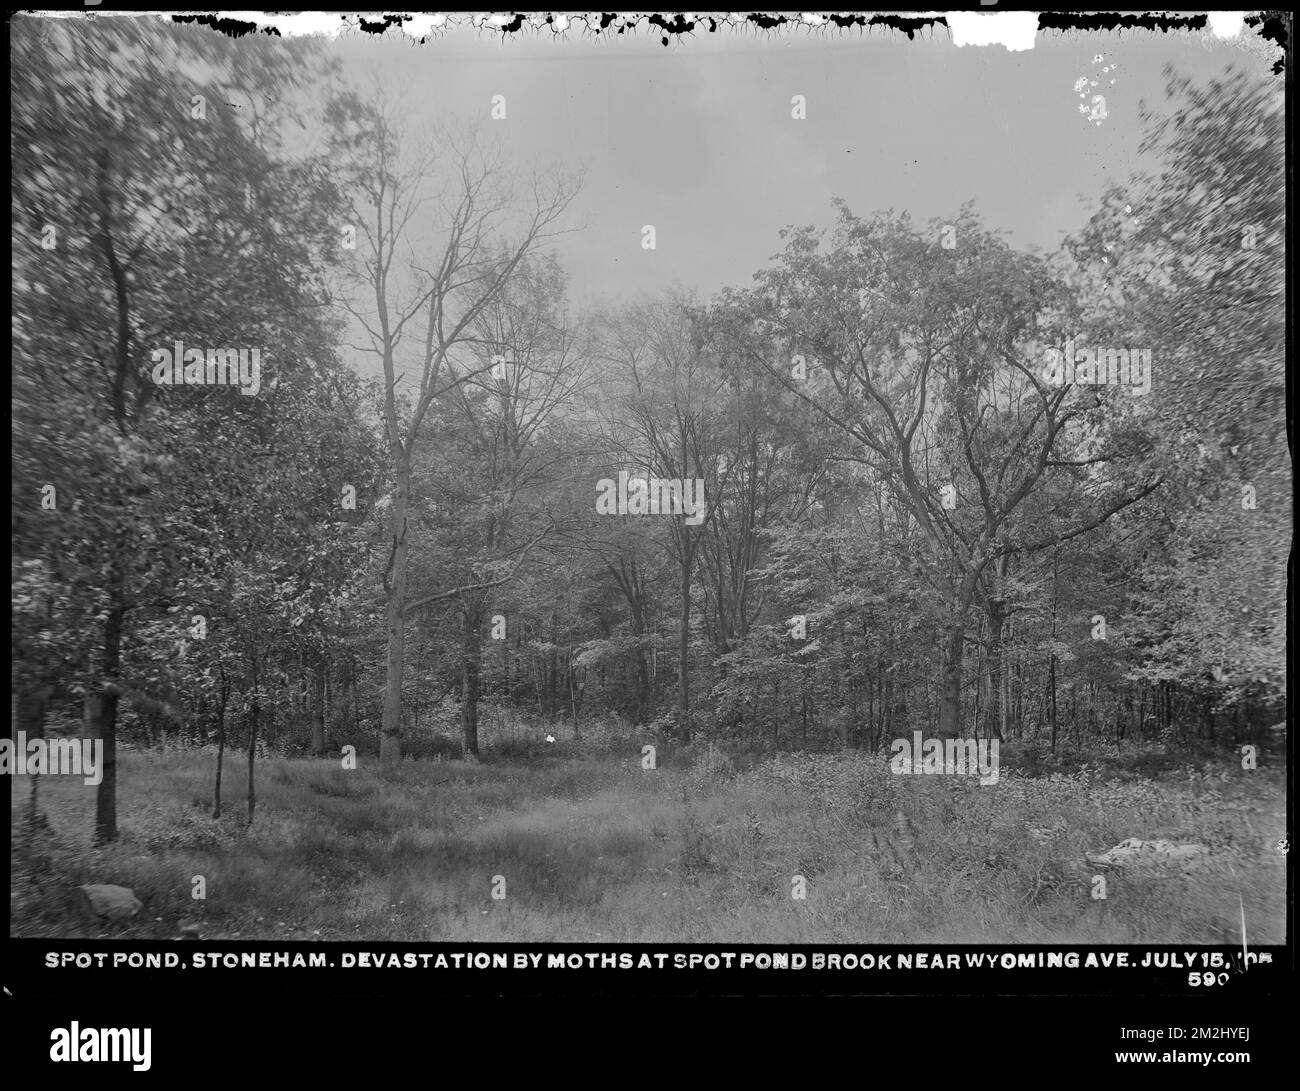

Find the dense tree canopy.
[{"left": 11, "top": 17, "right": 1286, "bottom": 847}]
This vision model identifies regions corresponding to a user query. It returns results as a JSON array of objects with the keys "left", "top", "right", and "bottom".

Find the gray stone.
[
  {"left": 1086, "top": 838, "right": 1210, "bottom": 870},
  {"left": 77, "top": 884, "right": 142, "bottom": 920}
]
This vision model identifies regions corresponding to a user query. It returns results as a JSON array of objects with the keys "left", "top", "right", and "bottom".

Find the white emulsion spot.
[
  {"left": 1208, "top": 11, "right": 1245, "bottom": 39},
  {"left": 947, "top": 12, "right": 1039, "bottom": 52}
]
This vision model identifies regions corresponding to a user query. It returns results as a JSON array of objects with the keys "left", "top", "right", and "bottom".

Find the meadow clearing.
[{"left": 10, "top": 721, "right": 1286, "bottom": 945}]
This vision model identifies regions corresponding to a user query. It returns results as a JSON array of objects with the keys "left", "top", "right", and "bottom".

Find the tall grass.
[{"left": 10, "top": 739, "right": 1285, "bottom": 943}]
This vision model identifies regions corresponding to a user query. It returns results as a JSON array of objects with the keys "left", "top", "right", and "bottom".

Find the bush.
[
  {"left": 682, "top": 743, "right": 735, "bottom": 795},
  {"left": 488, "top": 735, "right": 542, "bottom": 761},
  {"left": 645, "top": 708, "right": 681, "bottom": 742},
  {"left": 573, "top": 707, "right": 641, "bottom": 756},
  {"left": 677, "top": 806, "right": 715, "bottom": 873}
]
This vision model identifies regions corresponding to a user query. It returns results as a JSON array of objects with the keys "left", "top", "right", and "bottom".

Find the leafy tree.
[
  {"left": 12, "top": 16, "right": 346, "bottom": 839},
  {"left": 329, "top": 93, "right": 578, "bottom": 765},
  {"left": 1066, "top": 64, "right": 1287, "bottom": 729},
  {"left": 717, "top": 205, "right": 1160, "bottom": 739}
]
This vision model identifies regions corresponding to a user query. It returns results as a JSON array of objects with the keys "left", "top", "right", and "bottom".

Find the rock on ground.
[
  {"left": 76, "top": 884, "right": 143, "bottom": 921},
  {"left": 1085, "top": 838, "right": 1210, "bottom": 869}
]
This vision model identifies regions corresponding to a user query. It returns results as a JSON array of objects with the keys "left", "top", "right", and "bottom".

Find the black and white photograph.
[{"left": 8, "top": 7, "right": 1289, "bottom": 1033}]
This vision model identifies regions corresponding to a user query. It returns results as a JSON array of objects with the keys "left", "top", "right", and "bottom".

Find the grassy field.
[{"left": 10, "top": 735, "right": 1287, "bottom": 943}]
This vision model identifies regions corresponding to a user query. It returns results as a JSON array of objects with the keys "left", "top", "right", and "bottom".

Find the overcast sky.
[{"left": 328, "top": 25, "right": 1261, "bottom": 312}]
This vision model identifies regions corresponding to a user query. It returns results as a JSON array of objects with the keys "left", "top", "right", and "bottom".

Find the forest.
[{"left": 10, "top": 17, "right": 1288, "bottom": 943}]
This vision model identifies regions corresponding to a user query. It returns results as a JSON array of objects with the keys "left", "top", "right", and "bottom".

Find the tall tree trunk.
[
  {"left": 1001, "top": 660, "right": 1009, "bottom": 741},
  {"left": 213, "top": 668, "right": 228, "bottom": 819},
  {"left": 630, "top": 600, "right": 650, "bottom": 725},
  {"left": 850, "top": 660, "right": 862, "bottom": 751},
  {"left": 677, "top": 535, "right": 694, "bottom": 743},
  {"left": 92, "top": 144, "right": 133, "bottom": 846},
  {"left": 1048, "top": 655, "right": 1059, "bottom": 755},
  {"left": 772, "top": 681, "right": 779, "bottom": 752},
  {"left": 878, "top": 673, "right": 889, "bottom": 751},
  {"left": 310, "top": 652, "right": 327, "bottom": 756},
  {"left": 548, "top": 614, "right": 559, "bottom": 713},
  {"left": 380, "top": 472, "right": 410, "bottom": 767},
  {"left": 93, "top": 590, "right": 124, "bottom": 846},
  {"left": 338, "top": 652, "right": 356, "bottom": 741},
  {"left": 17, "top": 685, "right": 48, "bottom": 828},
  {"left": 982, "top": 559, "right": 1008, "bottom": 742},
  {"left": 503, "top": 621, "right": 512, "bottom": 696},
  {"left": 568, "top": 635, "right": 579, "bottom": 740},
  {"left": 1007, "top": 612, "right": 1018, "bottom": 738},
  {"left": 462, "top": 604, "right": 483, "bottom": 758},
  {"left": 247, "top": 659, "right": 259, "bottom": 825},
  {"left": 938, "top": 620, "right": 964, "bottom": 740},
  {"left": 1048, "top": 549, "right": 1059, "bottom": 754}
]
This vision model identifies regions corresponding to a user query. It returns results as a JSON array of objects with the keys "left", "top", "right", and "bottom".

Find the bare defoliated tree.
[
  {"left": 417, "top": 255, "right": 590, "bottom": 756},
  {"left": 597, "top": 295, "right": 730, "bottom": 742},
  {"left": 331, "top": 93, "right": 579, "bottom": 766}
]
